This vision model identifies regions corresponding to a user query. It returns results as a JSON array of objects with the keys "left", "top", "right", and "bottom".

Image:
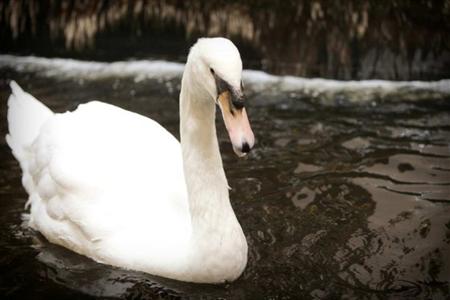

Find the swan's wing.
[
  {"left": 41, "top": 101, "right": 184, "bottom": 193},
  {"left": 27, "top": 101, "right": 190, "bottom": 256}
]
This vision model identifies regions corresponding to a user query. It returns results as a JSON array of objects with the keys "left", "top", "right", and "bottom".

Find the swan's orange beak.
[{"left": 217, "top": 90, "right": 255, "bottom": 157}]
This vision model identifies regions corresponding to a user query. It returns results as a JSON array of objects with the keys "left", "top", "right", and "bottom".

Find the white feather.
[{"left": 6, "top": 37, "right": 248, "bottom": 283}]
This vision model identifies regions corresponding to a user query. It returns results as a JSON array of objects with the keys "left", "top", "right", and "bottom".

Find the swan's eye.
[{"left": 210, "top": 68, "right": 215, "bottom": 75}]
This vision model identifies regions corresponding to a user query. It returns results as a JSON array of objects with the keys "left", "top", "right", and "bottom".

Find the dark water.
[
  {"left": 1, "top": 0, "right": 450, "bottom": 80},
  {"left": 0, "top": 65, "right": 450, "bottom": 299}
]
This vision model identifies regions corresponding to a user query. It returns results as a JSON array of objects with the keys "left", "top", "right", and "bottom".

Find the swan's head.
[{"left": 188, "top": 37, "right": 255, "bottom": 157}]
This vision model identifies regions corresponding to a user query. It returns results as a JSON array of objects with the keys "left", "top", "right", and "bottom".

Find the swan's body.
[{"left": 6, "top": 38, "right": 255, "bottom": 283}]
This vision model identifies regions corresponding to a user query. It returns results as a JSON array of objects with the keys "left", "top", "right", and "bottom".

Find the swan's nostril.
[{"left": 241, "top": 142, "right": 251, "bottom": 153}]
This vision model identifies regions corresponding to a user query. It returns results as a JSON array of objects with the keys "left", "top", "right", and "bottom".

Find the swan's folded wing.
[{"left": 26, "top": 101, "right": 190, "bottom": 256}]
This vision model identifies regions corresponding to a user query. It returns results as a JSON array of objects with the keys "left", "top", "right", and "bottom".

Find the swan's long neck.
[
  {"left": 180, "top": 64, "right": 233, "bottom": 232},
  {"left": 179, "top": 60, "right": 247, "bottom": 281}
]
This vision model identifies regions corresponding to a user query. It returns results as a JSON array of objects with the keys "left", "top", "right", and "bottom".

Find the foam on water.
[
  {"left": 0, "top": 55, "right": 184, "bottom": 82},
  {"left": 243, "top": 69, "right": 450, "bottom": 101},
  {"left": 1, "top": 55, "right": 449, "bottom": 101}
]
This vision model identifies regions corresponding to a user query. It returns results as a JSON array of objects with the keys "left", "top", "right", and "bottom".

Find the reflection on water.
[
  {"left": 1, "top": 0, "right": 450, "bottom": 80},
  {"left": 0, "top": 65, "right": 449, "bottom": 299}
]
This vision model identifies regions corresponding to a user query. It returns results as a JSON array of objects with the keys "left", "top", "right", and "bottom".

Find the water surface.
[{"left": 0, "top": 61, "right": 450, "bottom": 299}]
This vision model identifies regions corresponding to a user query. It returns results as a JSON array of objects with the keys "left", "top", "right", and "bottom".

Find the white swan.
[{"left": 6, "top": 37, "right": 255, "bottom": 283}]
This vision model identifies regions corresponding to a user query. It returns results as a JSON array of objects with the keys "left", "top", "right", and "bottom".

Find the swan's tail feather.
[{"left": 6, "top": 80, "right": 53, "bottom": 161}]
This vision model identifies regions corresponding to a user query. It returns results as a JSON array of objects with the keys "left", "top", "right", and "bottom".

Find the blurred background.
[
  {"left": 1, "top": 0, "right": 450, "bottom": 80},
  {"left": 1, "top": 1, "right": 450, "bottom": 300}
]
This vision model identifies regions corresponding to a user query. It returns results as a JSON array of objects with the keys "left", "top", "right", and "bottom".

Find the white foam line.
[
  {"left": 243, "top": 69, "right": 450, "bottom": 98},
  {"left": 1, "top": 54, "right": 449, "bottom": 100},
  {"left": 0, "top": 55, "right": 184, "bottom": 81}
]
